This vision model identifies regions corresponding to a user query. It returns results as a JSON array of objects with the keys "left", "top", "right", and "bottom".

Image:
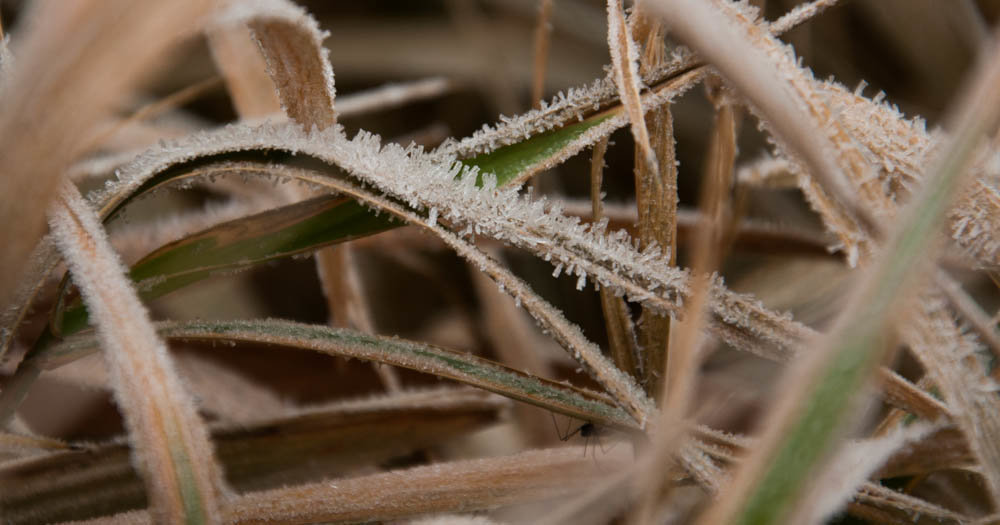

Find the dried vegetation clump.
[{"left": 2, "top": 0, "right": 1000, "bottom": 523}]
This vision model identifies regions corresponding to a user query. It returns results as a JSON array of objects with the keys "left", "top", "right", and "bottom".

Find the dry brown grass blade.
[
  {"left": 647, "top": 0, "right": 878, "bottom": 266},
  {"left": 530, "top": 0, "right": 555, "bottom": 110},
  {"left": 875, "top": 426, "right": 976, "bottom": 479},
  {"left": 314, "top": 245, "right": 374, "bottom": 335},
  {"left": 634, "top": 79, "right": 740, "bottom": 525},
  {"left": 223, "top": 446, "right": 623, "bottom": 524},
  {"left": 743, "top": 79, "right": 1000, "bottom": 271},
  {"left": 214, "top": 0, "right": 332, "bottom": 129},
  {"left": 606, "top": 0, "right": 660, "bottom": 189},
  {"left": 853, "top": 482, "right": 968, "bottom": 525},
  {"left": 877, "top": 368, "right": 950, "bottom": 421},
  {"left": 314, "top": 244, "right": 400, "bottom": 391},
  {"left": 67, "top": 447, "right": 631, "bottom": 525},
  {"left": 661, "top": 85, "right": 736, "bottom": 403},
  {"left": 628, "top": 9, "right": 677, "bottom": 398},
  {"left": 47, "top": 181, "right": 226, "bottom": 524},
  {"left": 0, "top": 0, "right": 215, "bottom": 310},
  {"left": 1, "top": 388, "right": 505, "bottom": 524},
  {"left": 223, "top": 0, "right": 336, "bottom": 129},
  {"left": 590, "top": 138, "right": 640, "bottom": 380}
]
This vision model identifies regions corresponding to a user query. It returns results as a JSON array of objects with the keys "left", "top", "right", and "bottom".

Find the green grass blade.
[
  {"left": 129, "top": 196, "right": 391, "bottom": 298},
  {"left": 41, "top": 318, "right": 639, "bottom": 432},
  {"left": 55, "top": 195, "right": 395, "bottom": 336},
  {"left": 463, "top": 112, "right": 615, "bottom": 186}
]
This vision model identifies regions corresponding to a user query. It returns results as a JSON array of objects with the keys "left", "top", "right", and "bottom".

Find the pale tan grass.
[
  {"left": 47, "top": 181, "right": 226, "bottom": 523},
  {"left": 78, "top": 447, "right": 631, "bottom": 525},
  {"left": 606, "top": 0, "right": 660, "bottom": 192},
  {"left": 0, "top": 0, "right": 215, "bottom": 309}
]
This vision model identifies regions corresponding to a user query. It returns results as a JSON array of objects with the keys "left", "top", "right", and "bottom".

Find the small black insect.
[
  {"left": 551, "top": 413, "right": 649, "bottom": 463},
  {"left": 551, "top": 414, "right": 615, "bottom": 457}
]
